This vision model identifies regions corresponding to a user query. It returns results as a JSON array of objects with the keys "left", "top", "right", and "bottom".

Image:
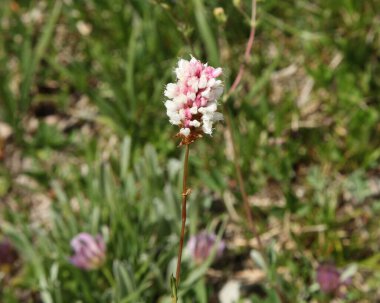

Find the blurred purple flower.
[
  {"left": 0, "top": 239, "right": 18, "bottom": 266},
  {"left": 70, "top": 233, "right": 106, "bottom": 270},
  {"left": 317, "top": 263, "right": 352, "bottom": 295},
  {"left": 317, "top": 264, "right": 340, "bottom": 293},
  {"left": 187, "top": 231, "right": 225, "bottom": 263}
]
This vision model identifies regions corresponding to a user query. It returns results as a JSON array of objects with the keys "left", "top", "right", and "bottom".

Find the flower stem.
[
  {"left": 223, "top": 2, "right": 287, "bottom": 301},
  {"left": 223, "top": 108, "right": 263, "bottom": 251},
  {"left": 222, "top": 0, "right": 263, "bottom": 249},
  {"left": 227, "top": 0, "right": 257, "bottom": 97},
  {"left": 175, "top": 143, "right": 190, "bottom": 287}
]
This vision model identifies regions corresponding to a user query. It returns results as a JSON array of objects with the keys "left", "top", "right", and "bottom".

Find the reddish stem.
[
  {"left": 224, "top": 109, "right": 263, "bottom": 251},
  {"left": 175, "top": 144, "right": 190, "bottom": 286},
  {"left": 224, "top": 0, "right": 262, "bottom": 248},
  {"left": 228, "top": 0, "right": 257, "bottom": 96},
  {"left": 224, "top": 2, "right": 287, "bottom": 301}
]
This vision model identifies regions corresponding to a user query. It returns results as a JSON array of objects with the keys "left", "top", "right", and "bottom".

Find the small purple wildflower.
[
  {"left": 317, "top": 264, "right": 340, "bottom": 293},
  {"left": 317, "top": 263, "right": 352, "bottom": 295},
  {"left": 0, "top": 239, "right": 18, "bottom": 266},
  {"left": 70, "top": 233, "right": 106, "bottom": 270},
  {"left": 187, "top": 231, "right": 225, "bottom": 264}
]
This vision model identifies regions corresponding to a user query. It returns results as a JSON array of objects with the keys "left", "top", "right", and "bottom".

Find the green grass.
[{"left": 0, "top": 0, "right": 379, "bottom": 302}]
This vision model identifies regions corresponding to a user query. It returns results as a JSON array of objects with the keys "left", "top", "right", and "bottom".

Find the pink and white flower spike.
[{"left": 164, "top": 56, "right": 224, "bottom": 145}]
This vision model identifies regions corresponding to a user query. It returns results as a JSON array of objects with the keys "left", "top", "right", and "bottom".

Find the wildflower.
[
  {"left": 187, "top": 231, "right": 225, "bottom": 264},
  {"left": 70, "top": 233, "right": 106, "bottom": 270},
  {"left": 317, "top": 264, "right": 340, "bottom": 294},
  {"left": 316, "top": 263, "right": 352, "bottom": 295},
  {"left": 0, "top": 239, "right": 18, "bottom": 267},
  {"left": 164, "top": 56, "right": 224, "bottom": 145}
]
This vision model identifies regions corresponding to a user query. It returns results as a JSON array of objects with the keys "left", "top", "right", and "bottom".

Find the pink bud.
[
  {"left": 70, "top": 233, "right": 106, "bottom": 270},
  {"left": 187, "top": 231, "right": 225, "bottom": 264}
]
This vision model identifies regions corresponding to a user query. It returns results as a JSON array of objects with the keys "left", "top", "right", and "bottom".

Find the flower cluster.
[
  {"left": 316, "top": 263, "right": 352, "bottom": 295},
  {"left": 70, "top": 233, "right": 106, "bottom": 270},
  {"left": 187, "top": 231, "right": 225, "bottom": 264},
  {"left": 164, "top": 57, "right": 224, "bottom": 144}
]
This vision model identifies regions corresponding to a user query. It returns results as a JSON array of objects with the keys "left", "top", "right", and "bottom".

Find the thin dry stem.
[
  {"left": 224, "top": 2, "right": 287, "bottom": 301},
  {"left": 224, "top": 0, "right": 263, "bottom": 249},
  {"left": 224, "top": 109, "right": 263, "bottom": 251},
  {"left": 175, "top": 143, "right": 190, "bottom": 286},
  {"left": 227, "top": 0, "right": 257, "bottom": 96}
]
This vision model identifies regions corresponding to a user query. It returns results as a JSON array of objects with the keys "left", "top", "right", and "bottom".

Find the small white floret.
[
  {"left": 199, "top": 103, "right": 217, "bottom": 114},
  {"left": 187, "top": 92, "right": 196, "bottom": 101},
  {"left": 164, "top": 83, "right": 177, "bottom": 99},
  {"left": 178, "top": 109, "right": 186, "bottom": 120},
  {"left": 169, "top": 113, "right": 181, "bottom": 125},
  {"left": 189, "top": 120, "right": 201, "bottom": 127},
  {"left": 174, "top": 94, "right": 187, "bottom": 105},
  {"left": 164, "top": 100, "right": 177, "bottom": 111},
  {"left": 180, "top": 128, "right": 191, "bottom": 137},
  {"left": 187, "top": 77, "right": 199, "bottom": 91},
  {"left": 202, "top": 120, "right": 213, "bottom": 135},
  {"left": 201, "top": 88, "right": 211, "bottom": 98},
  {"left": 175, "top": 59, "right": 190, "bottom": 80},
  {"left": 198, "top": 75, "right": 208, "bottom": 89},
  {"left": 190, "top": 106, "right": 198, "bottom": 114},
  {"left": 207, "top": 78, "right": 216, "bottom": 87}
]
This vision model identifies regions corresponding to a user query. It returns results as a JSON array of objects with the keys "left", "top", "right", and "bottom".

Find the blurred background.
[{"left": 0, "top": 0, "right": 379, "bottom": 302}]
